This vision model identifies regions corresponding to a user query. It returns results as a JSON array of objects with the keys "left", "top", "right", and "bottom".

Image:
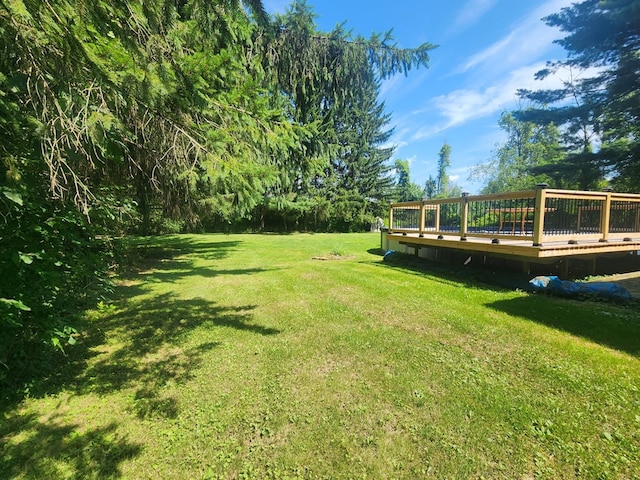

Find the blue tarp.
[
  {"left": 383, "top": 250, "right": 397, "bottom": 261},
  {"left": 529, "top": 275, "right": 631, "bottom": 300}
]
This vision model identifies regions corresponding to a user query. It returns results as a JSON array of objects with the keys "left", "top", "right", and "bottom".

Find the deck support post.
[
  {"left": 388, "top": 205, "right": 394, "bottom": 234},
  {"left": 532, "top": 185, "right": 547, "bottom": 246},
  {"left": 560, "top": 258, "right": 570, "bottom": 278},
  {"left": 600, "top": 190, "right": 612, "bottom": 242},
  {"left": 419, "top": 200, "right": 426, "bottom": 237},
  {"left": 588, "top": 257, "right": 597, "bottom": 275},
  {"left": 460, "top": 193, "right": 469, "bottom": 241}
]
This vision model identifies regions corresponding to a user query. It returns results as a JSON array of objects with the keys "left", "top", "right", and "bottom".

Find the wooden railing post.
[
  {"left": 600, "top": 190, "right": 612, "bottom": 242},
  {"left": 419, "top": 200, "right": 426, "bottom": 237},
  {"left": 388, "top": 205, "right": 394, "bottom": 233},
  {"left": 460, "top": 193, "right": 469, "bottom": 241},
  {"left": 532, "top": 184, "right": 548, "bottom": 246}
]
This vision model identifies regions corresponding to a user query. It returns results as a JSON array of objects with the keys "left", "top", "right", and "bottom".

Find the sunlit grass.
[{"left": 1, "top": 233, "right": 639, "bottom": 479}]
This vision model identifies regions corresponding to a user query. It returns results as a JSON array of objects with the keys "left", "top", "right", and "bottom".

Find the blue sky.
[{"left": 263, "top": 0, "right": 578, "bottom": 194}]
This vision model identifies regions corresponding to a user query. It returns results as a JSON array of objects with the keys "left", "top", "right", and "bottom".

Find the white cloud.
[
  {"left": 408, "top": 0, "right": 598, "bottom": 141},
  {"left": 459, "top": 32, "right": 517, "bottom": 73},
  {"left": 411, "top": 123, "right": 450, "bottom": 140},
  {"left": 412, "top": 61, "right": 575, "bottom": 140},
  {"left": 382, "top": 122, "right": 415, "bottom": 153},
  {"left": 450, "top": 0, "right": 499, "bottom": 34},
  {"left": 380, "top": 74, "right": 404, "bottom": 97},
  {"left": 457, "top": 0, "right": 574, "bottom": 74},
  {"left": 380, "top": 70, "right": 430, "bottom": 100}
]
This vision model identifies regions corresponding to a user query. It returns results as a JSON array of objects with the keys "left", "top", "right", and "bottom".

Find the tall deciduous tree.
[{"left": 473, "top": 112, "right": 563, "bottom": 193}]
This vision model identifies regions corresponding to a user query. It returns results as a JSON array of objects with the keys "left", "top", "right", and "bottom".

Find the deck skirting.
[{"left": 383, "top": 232, "right": 640, "bottom": 277}]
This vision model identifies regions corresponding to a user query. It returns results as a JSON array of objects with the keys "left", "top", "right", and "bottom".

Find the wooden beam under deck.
[{"left": 387, "top": 233, "right": 640, "bottom": 260}]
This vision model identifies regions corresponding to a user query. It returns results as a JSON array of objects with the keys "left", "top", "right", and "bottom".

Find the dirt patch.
[{"left": 312, "top": 255, "right": 355, "bottom": 261}]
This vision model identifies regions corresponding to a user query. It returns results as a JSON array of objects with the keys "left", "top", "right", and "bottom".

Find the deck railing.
[{"left": 389, "top": 188, "right": 640, "bottom": 246}]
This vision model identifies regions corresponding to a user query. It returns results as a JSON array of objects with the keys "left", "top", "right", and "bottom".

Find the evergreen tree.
[
  {"left": 517, "top": 0, "right": 640, "bottom": 190},
  {"left": 304, "top": 62, "right": 397, "bottom": 231},
  {"left": 436, "top": 142, "right": 451, "bottom": 196},
  {"left": 0, "top": 0, "right": 301, "bottom": 233},
  {"left": 393, "top": 159, "right": 422, "bottom": 202},
  {"left": 423, "top": 175, "right": 437, "bottom": 199},
  {"left": 255, "top": 0, "right": 434, "bottom": 230},
  {"left": 0, "top": 0, "right": 304, "bottom": 386},
  {"left": 517, "top": 70, "right": 605, "bottom": 189}
]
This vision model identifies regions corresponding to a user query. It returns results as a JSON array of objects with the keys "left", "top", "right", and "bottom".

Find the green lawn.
[{"left": 2, "top": 233, "right": 639, "bottom": 479}]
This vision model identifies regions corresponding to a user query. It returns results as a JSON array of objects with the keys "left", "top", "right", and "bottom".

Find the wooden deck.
[
  {"left": 386, "top": 188, "right": 640, "bottom": 276},
  {"left": 386, "top": 232, "right": 640, "bottom": 260}
]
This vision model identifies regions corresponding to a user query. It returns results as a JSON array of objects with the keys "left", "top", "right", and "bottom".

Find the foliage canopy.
[
  {"left": 515, "top": 0, "right": 640, "bottom": 191},
  {"left": 0, "top": 0, "right": 435, "bottom": 389}
]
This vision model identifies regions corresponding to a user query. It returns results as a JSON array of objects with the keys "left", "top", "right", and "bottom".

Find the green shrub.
[{"left": 0, "top": 185, "right": 110, "bottom": 396}]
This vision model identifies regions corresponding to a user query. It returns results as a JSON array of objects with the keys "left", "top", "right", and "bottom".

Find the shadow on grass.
[
  {"left": 81, "top": 293, "right": 277, "bottom": 399},
  {"left": 115, "top": 235, "right": 277, "bottom": 288},
  {"left": 486, "top": 295, "right": 640, "bottom": 357},
  {"left": 0, "top": 235, "right": 280, "bottom": 477},
  {"left": 374, "top": 252, "right": 534, "bottom": 293},
  {"left": 0, "top": 411, "right": 141, "bottom": 480},
  {"left": 114, "top": 235, "right": 243, "bottom": 275},
  {"left": 133, "top": 265, "right": 272, "bottom": 284},
  {"left": 376, "top": 252, "right": 640, "bottom": 356}
]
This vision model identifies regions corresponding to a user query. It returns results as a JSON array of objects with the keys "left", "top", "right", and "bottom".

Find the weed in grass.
[{"left": 96, "top": 300, "right": 117, "bottom": 315}]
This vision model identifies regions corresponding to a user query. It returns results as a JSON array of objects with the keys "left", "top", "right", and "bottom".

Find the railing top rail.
[
  {"left": 390, "top": 189, "right": 640, "bottom": 209},
  {"left": 389, "top": 201, "right": 422, "bottom": 208},
  {"left": 391, "top": 190, "right": 537, "bottom": 209},
  {"left": 465, "top": 190, "right": 536, "bottom": 202},
  {"left": 544, "top": 188, "right": 640, "bottom": 200},
  {"left": 544, "top": 188, "right": 602, "bottom": 196},
  {"left": 611, "top": 193, "right": 640, "bottom": 201},
  {"left": 546, "top": 191, "right": 609, "bottom": 201},
  {"left": 390, "top": 197, "right": 461, "bottom": 208}
]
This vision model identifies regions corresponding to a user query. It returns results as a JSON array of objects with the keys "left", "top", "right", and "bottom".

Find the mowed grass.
[{"left": 2, "top": 233, "right": 639, "bottom": 479}]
